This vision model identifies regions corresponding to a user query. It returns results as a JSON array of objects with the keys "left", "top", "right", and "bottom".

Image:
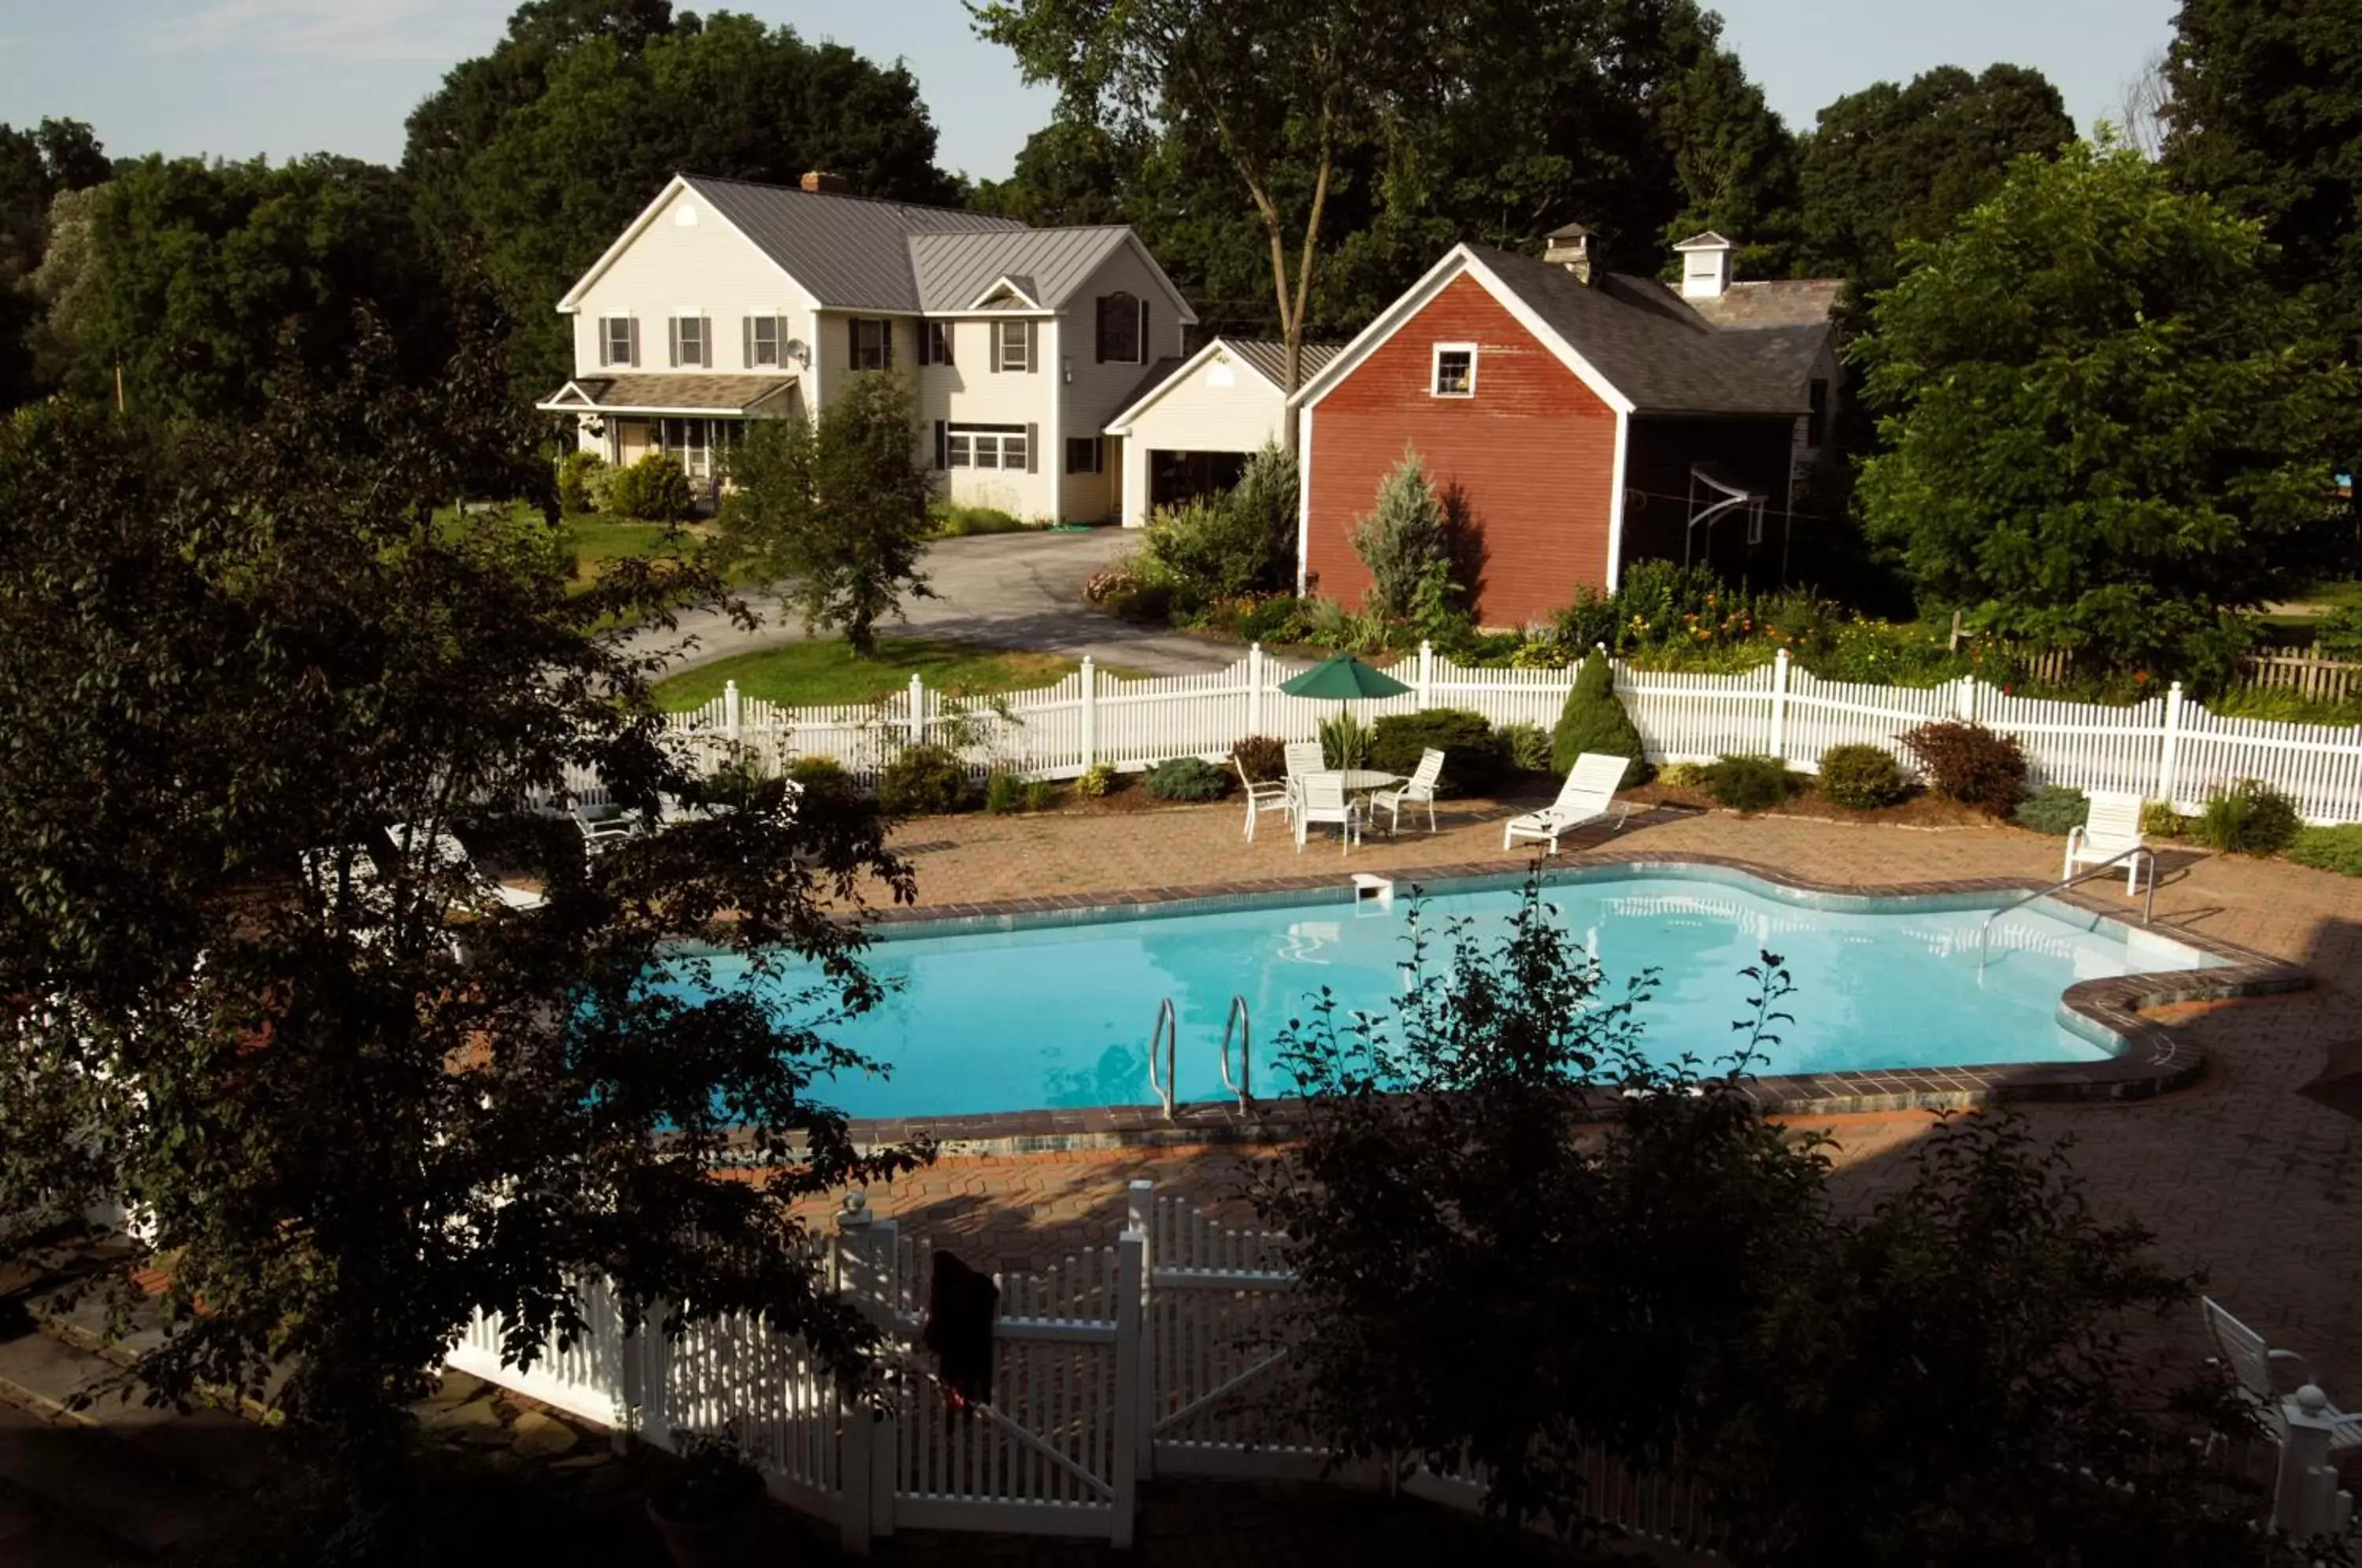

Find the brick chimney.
[
  {"left": 1543, "top": 222, "right": 1600, "bottom": 286},
  {"left": 800, "top": 170, "right": 850, "bottom": 195}
]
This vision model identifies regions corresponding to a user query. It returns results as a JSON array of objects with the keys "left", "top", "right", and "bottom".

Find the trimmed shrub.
[
  {"left": 1658, "top": 761, "right": 1711, "bottom": 790},
  {"left": 1704, "top": 753, "right": 1795, "bottom": 813},
  {"left": 1496, "top": 721, "right": 1554, "bottom": 775},
  {"left": 1818, "top": 744, "right": 1908, "bottom": 811},
  {"left": 876, "top": 744, "right": 970, "bottom": 817},
  {"left": 783, "top": 755, "right": 861, "bottom": 817},
  {"left": 2191, "top": 779, "right": 2301, "bottom": 855},
  {"left": 1550, "top": 655, "right": 1653, "bottom": 784},
  {"left": 1899, "top": 720, "right": 2025, "bottom": 817},
  {"left": 1024, "top": 779, "right": 1058, "bottom": 812},
  {"left": 2286, "top": 824, "right": 2362, "bottom": 876},
  {"left": 1369, "top": 708, "right": 1504, "bottom": 797},
  {"left": 557, "top": 449, "right": 606, "bottom": 516},
  {"left": 984, "top": 770, "right": 1028, "bottom": 814},
  {"left": 2012, "top": 785, "right": 2090, "bottom": 836},
  {"left": 1231, "top": 734, "right": 1287, "bottom": 783},
  {"left": 2142, "top": 801, "right": 2187, "bottom": 839},
  {"left": 608, "top": 452, "right": 696, "bottom": 521},
  {"left": 1073, "top": 763, "right": 1116, "bottom": 798},
  {"left": 1143, "top": 756, "right": 1232, "bottom": 801}
]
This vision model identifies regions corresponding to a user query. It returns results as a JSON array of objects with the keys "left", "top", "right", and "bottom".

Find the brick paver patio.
[{"left": 850, "top": 790, "right": 2362, "bottom": 1394}]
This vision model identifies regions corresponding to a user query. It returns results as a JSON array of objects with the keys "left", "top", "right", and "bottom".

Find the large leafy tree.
[
  {"left": 405, "top": 3, "right": 958, "bottom": 390},
  {"left": 1261, "top": 887, "right": 2320, "bottom": 1562},
  {"left": 72, "top": 155, "right": 442, "bottom": 423},
  {"left": 717, "top": 372, "right": 938, "bottom": 656},
  {"left": 1853, "top": 140, "right": 2355, "bottom": 683},
  {"left": 0, "top": 309, "right": 926, "bottom": 1555},
  {"left": 1797, "top": 64, "right": 2075, "bottom": 290},
  {"left": 2163, "top": 0, "right": 2362, "bottom": 353},
  {"left": 0, "top": 116, "right": 110, "bottom": 406}
]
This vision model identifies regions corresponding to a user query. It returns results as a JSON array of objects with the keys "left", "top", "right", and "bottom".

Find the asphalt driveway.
[{"left": 626, "top": 527, "right": 1241, "bottom": 678}]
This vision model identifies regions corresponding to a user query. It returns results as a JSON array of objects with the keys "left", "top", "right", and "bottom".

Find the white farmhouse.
[{"left": 539, "top": 171, "right": 1198, "bottom": 523}]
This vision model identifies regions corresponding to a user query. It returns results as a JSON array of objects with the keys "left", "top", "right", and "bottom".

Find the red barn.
[{"left": 1293, "top": 230, "right": 1831, "bottom": 627}]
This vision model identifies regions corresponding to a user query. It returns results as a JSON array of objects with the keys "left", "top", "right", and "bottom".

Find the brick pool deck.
[{"left": 840, "top": 791, "right": 2362, "bottom": 1399}]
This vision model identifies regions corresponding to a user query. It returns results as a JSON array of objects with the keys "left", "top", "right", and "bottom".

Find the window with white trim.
[
  {"left": 747, "top": 315, "right": 782, "bottom": 367},
  {"left": 996, "top": 320, "right": 1031, "bottom": 372},
  {"left": 924, "top": 320, "right": 954, "bottom": 366},
  {"left": 670, "top": 315, "right": 709, "bottom": 368},
  {"left": 600, "top": 316, "right": 637, "bottom": 367},
  {"left": 1064, "top": 435, "right": 1102, "bottom": 475},
  {"left": 1431, "top": 342, "right": 1476, "bottom": 398},
  {"left": 947, "top": 423, "right": 1027, "bottom": 471}
]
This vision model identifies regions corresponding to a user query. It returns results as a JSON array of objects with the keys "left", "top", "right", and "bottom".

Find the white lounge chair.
[
  {"left": 1235, "top": 756, "right": 1292, "bottom": 841},
  {"left": 572, "top": 802, "right": 635, "bottom": 856},
  {"left": 2202, "top": 1296, "right": 2362, "bottom": 1452},
  {"left": 387, "top": 823, "right": 547, "bottom": 913},
  {"left": 1294, "top": 774, "right": 1362, "bottom": 855},
  {"left": 2064, "top": 790, "right": 2150, "bottom": 893},
  {"left": 1503, "top": 753, "right": 1631, "bottom": 856},
  {"left": 1372, "top": 748, "right": 1446, "bottom": 835}
]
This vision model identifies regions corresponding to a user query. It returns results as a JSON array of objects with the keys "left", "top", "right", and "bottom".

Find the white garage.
[{"left": 1101, "top": 338, "right": 1339, "bottom": 529}]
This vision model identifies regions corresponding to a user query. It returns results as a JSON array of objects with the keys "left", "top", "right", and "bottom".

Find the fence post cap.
[
  {"left": 837, "top": 1190, "right": 873, "bottom": 1230},
  {"left": 2294, "top": 1384, "right": 2334, "bottom": 1421}
]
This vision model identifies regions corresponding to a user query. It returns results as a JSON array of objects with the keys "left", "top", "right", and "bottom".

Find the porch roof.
[{"left": 536, "top": 374, "right": 798, "bottom": 416}]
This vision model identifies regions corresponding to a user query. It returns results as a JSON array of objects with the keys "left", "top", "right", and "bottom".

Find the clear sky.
[{"left": 0, "top": 0, "right": 2175, "bottom": 181}]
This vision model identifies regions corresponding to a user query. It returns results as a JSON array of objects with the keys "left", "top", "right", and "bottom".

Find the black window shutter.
[
  {"left": 848, "top": 317, "right": 859, "bottom": 371},
  {"left": 1095, "top": 298, "right": 1107, "bottom": 364},
  {"left": 1026, "top": 322, "right": 1037, "bottom": 374},
  {"left": 934, "top": 420, "right": 948, "bottom": 471},
  {"left": 1138, "top": 299, "right": 1150, "bottom": 362},
  {"left": 882, "top": 320, "right": 894, "bottom": 370},
  {"left": 1026, "top": 421, "right": 1038, "bottom": 473}
]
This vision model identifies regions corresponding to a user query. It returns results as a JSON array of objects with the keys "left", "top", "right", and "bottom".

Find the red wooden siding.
[{"left": 1306, "top": 272, "right": 1618, "bottom": 626}]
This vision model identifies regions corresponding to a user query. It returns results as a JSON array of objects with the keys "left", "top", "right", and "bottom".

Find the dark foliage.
[
  {"left": 1369, "top": 708, "right": 1503, "bottom": 797},
  {"left": 1900, "top": 720, "right": 2026, "bottom": 816},
  {"left": 1816, "top": 744, "right": 1907, "bottom": 810},
  {"left": 1704, "top": 754, "right": 1795, "bottom": 813},
  {"left": 2192, "top": 778, "right": 2302, "bottom": 855},
  {"left": 1142, "top": 756, "right": 1233, "bottom": 801},
  {"left": 875, "top": 745, "right": 971, "bottom": 817},
  {"left": 1550, "top": 655, "right": 1653, "bottom": 784},
  {"left": 2012, "top": 785, "right": 2090, "bottom": 836},
  {"left": 1230, "top": 734, "right": 1287, "bottom": 783}
]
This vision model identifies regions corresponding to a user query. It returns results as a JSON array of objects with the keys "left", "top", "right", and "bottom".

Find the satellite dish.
[{"left": 785, "top": 338, "right": 811, "bottom": 368}]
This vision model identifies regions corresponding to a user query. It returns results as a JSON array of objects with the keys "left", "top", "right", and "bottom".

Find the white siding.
[
  {"left": 1110, "top": 349, "right": 1290, "bottom": 527},
  {"left": 1056, "top": 240, "right": 1193, "bottom": 525},
  {"left": 566, "top": 187, "right": 816, "bottom": 378},
  {"left": 912, "top": 315, "right": 1059, "bottom": 520}
]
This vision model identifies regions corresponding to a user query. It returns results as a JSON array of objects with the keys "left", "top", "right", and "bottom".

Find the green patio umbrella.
[
  {"left": 1277, "top": 654, "right": 1412, "bottom": 702},
  {"left": 1280, "top": 656, "right": 1412, "bottom": 770}
]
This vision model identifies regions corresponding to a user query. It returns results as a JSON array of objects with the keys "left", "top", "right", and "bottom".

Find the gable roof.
[
  {"left": 1293, "top": 245, "right": 1807, "bottom": 418},
  {"left": 1105, "top": 337, "right": 1345, "bottom": 433},
  {"left": 555, "top": 173, "right": 1201, "bottom": 324}
]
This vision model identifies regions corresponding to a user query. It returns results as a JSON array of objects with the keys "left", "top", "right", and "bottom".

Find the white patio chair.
[
  {"left": 2202, "top": 1296, "right": 2362, "bottom": 1452},
  {"left": 572, "top": 801, "right": 635, "bottom": 857},
  {"left": 387, "top": 822, "right": 547, "bottom": 913},
  {"left": 1281, "top": 739, "right": 1328, "bottom": 828},
  {"left": 1502, "top": 753, "right": 1631, "bottom": 856},
  {"left": 2064, "top": 790, "right": 2150, "bottom": 893},
  {"left": 1235, "top": 755, "right": 1292, "bottom": 841},
  {"left": 1371, "top": 748, "right": 1446, "bottom": 835},
  {"left": 1294, "top": 773, "right": 1362, "bottom": 855}
]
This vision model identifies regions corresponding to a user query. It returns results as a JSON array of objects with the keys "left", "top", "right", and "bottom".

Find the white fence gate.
[{"left": 660, "top": 643, "right": 2362, "bottom": 826}]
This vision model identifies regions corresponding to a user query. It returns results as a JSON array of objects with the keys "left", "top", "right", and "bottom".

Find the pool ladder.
[
  {"left": 1975, "top": 845, "right": 2157, "bottom": 973},
  {"left": 1146, "top": 994, "right": 1253, "bottom": 1122}
]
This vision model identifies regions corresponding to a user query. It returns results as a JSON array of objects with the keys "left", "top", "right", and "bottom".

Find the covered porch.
[{"left": 536, "top": 373, "right": 802, "bottom": 491}]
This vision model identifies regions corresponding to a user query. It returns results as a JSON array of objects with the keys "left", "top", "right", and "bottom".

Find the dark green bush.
[
  {"left": 876, "top": 744, "right": 970, "bottom": 817},
  {"left": 1143, "top": 756, "right": 1233, "bottom": 801},
  {"left": 556, "top": 449, "right": 605, "bottom": 516},
  {"left": 984, "top": 770, "right": 1028, "bottom": 814},
  {"left": 1705, "top": 753, "right": 1795, "bottom": 812},
  {"left": 2191, "top": 779, "right": 2301, "bottom": 855},
  {"left": 1496, "top": 721, "right": 1554, "bottom": 775},
  {"left": 1550, "top": 655, "right": 1653, "bottom": 783},
  {"left": 783, "top": 755, "right": 861, "bottom": 817},
  {"left": 2286, "top": 824, "right": 2362, "bottom": 876},
  {"left": 607, "top": 452, "right": 695, "bottom": 521},
  {"left": 1023, "top": 779, "right": 1058, "bottom": 812},
  {"left": 1369, "top": 708, "right": 1504, "bottom": 797},
  {"left": 2012, "top": 785, "right": 2090, "bottom": 836},
  {"left": 1899, "top": 720, "right": 2026, "bottom": 817},
  {"left": 1231, "top": 734, "right": 1287, "bottom": 782},
  {"left": 1817, "top": 744, "right": 1907, "bottom": 811}
]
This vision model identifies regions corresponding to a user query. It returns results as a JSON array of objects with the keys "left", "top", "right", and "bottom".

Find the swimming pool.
[{"left": 661, "top": 866, "right": 2218, "bottom": 1122}]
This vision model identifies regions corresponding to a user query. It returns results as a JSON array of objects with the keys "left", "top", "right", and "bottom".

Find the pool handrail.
[
  {"left": 1976, "top": 845, "right": 2157, "bottom": 971},
  {"left": 1148, "top": 997, "right": 1177, "bottom": 1121},
  {"left": 1218, "top": 993, "right": 1252, "bottom": 1111}
]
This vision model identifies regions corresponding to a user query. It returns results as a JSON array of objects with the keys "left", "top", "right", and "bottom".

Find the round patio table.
[{"left": 1309, "top": 768, "right": 1401, "bottom": 797}]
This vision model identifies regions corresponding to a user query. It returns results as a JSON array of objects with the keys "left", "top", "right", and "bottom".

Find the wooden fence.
[{"left": 653, "top": 644, "right": 2362, "bottom": 827}]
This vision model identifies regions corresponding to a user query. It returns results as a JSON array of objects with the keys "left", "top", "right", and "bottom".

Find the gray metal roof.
[
  {"left": 908, "top": 227, "right": 1135, "bottom": 313},
  {"left": 1465, "top": 246, "right": 1808, "bottom": 416},
  {"left": 684, "top": 175, "right": 1024, "bottom": 312},
  {"left": 1110, "top": 338, "right": 1346, "bottom": 424}
]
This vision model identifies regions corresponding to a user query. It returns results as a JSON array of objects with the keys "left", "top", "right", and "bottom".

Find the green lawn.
[{"left": 653, "top": 638, "right": 1124, "bottom": 710}]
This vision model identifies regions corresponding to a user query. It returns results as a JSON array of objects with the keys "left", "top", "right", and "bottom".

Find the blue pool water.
[{"left": 661, "top": 868, "right": 2214, "bottom": 1122}]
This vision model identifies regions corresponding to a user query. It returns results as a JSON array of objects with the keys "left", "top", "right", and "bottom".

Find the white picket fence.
[
  {"left": 654, "top": 643, "right": 2362, "bottom": 826},
  {"left": 440, "top": 1180, "right": 1727, "bottom": 1555}
]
